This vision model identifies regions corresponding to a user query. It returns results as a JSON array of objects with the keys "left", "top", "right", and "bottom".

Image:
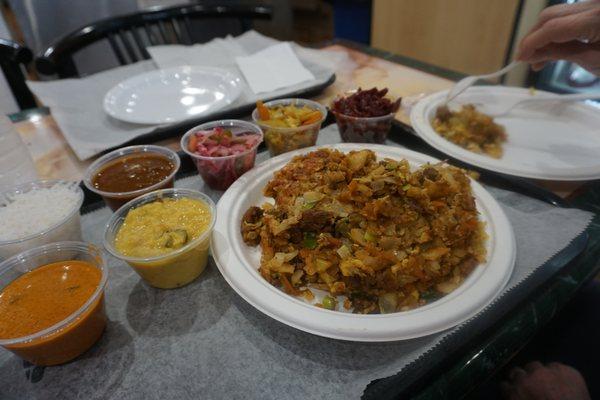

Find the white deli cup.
[{"left": 0, "top": 180, "right": 84, "bottom": 260}]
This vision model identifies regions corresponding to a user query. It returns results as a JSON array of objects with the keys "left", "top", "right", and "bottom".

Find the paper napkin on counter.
[
  {"left": 235, "top": 42, "right": 315, "bottom": 94},
  {"left": 148, "top": 37, "right": 247, "bottom": 69}
]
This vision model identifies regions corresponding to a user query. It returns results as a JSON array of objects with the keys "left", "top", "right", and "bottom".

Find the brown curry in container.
[
  {"left": 92, "top": 153, "right": 174, "bottom": 193},
  {"left": 84, "top": 145, "right": 180, "bottom": 211}
]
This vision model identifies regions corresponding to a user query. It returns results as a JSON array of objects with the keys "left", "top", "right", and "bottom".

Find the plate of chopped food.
[
  {"left": 411, "top": 86, "right": 600, "bottom": 180},
  {"left": 212, "top": 143, "right": 515, "bottom": 341}
]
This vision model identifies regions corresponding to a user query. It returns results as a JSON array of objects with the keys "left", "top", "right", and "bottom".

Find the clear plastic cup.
[
  {"left": 332, "top": 111, "right": 395, "bottom": 144},
  {"left": 103, "top": 188, "right": 216, "bottom": 289},
  {"left": 252, "top": 98, "right": 327, "bottom": 156},
  {"left": 83, "top": 145, "right": 180, "bottom": 211},
  {"left": 0, "top": 116, "right": 38, "bottom": 193},
  {"left": 0, "top": 180, "right": 84, "bottom": 260},
  {"left": 0, "top": 241, "right": 108, "bottom": 366},
  {"left": 180, "top": 120, "right": 263, "bottom": 191}
]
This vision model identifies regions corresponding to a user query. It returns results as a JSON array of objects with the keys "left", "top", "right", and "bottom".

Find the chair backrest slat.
[
  {"left": 143, "top": 23, "right": 157, "bottom": 46},
  {"left": 131, "top": 27, "right": 151, "bottom": 59},
  {"left": 182, "top": 16, "right": 194, "bottom": 44},
  {"left": 107, "top": 33, "right": 126, "bottom": 65},
  {"left": 119, "top": 30, "right": 138, "bottom": 62},
  {"left": 157, "top": 20, "right": 169, "bottom": 44},
  {"left": 35, "top": 4, "right": 273, "bottom": 77},
  {"left": 169, "top": 19, "right": 184, "bottom": 44}
]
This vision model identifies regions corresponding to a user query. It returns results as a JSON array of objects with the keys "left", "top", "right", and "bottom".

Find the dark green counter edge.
[
  {"left": 408, "top": 188, "right": 600, "bottom": 400},
  {"left": 367, "top": 188, "right": 600, "bottom": 400}
]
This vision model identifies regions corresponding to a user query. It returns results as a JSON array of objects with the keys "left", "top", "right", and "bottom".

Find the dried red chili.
[{"left": 332, "top": 88, "right": 401, "bottom": 118}]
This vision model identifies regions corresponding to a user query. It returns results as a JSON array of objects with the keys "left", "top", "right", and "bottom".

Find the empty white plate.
[
  {"left": 411, "top": 87, "right": 600, "bottom": 181},
  {"left": 211, "top": 143, "right": 516, "bottom": 341},
  {"left": 104, "top": 66, "right": 243, "bottom": 124}
]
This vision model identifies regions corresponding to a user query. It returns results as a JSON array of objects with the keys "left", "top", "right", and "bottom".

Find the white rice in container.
[{"left": 0, "top": 180, "right": 84, "bottom": 259}]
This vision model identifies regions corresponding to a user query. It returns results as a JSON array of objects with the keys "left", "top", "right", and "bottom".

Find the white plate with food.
[
  {"left": 411, "top": 86, "right": 600, "bottom": 181},
  {"left": 104, "top": 66, "right": 243, "bottom": 124},
  {"left": 212, "top": 143, "right": 515, "bottom": 341}
]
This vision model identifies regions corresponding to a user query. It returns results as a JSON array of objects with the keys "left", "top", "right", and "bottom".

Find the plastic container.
[
  {"left": 104, "top": 189, "right": 216, "bottom": 289},
  {"left": 0, "top": 116, "right": 37, "bottom": 193},
  {"left": 180, "top": 120, "right": 263, "bottom": 191},
  {"left": 0, "top": 180, "right": 84, "bottom": 260},
  {"left": 83, "top": 145, "right": 180, "bottom": 211},
  {"left": 252, "top": 98, "right": 327, "bottom": 156},
  {"left": 332, "top": 111, "right": 395, "bottom": 144},
  {"left": 0, "top": 242, "right": 108, "bottom": 366}
]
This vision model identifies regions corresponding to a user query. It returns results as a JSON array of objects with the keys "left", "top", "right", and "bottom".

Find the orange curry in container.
[{"left": 0, "top": 259, "right": 107, "bottom": 366}]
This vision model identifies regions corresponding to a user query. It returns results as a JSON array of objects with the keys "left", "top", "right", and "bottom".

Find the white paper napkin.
[
  {"left": 27, "top": 61, "right": 159, "bottom": 160},
  {"left": 147, "top": 37, "right": 247, "bottom": 70},
  {"left": 235, "top": 42, "right": 316, "bottom": 94}
]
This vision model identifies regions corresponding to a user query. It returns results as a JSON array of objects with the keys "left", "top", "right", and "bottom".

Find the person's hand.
[
  {"left": 516, "top": 0, "right": 600, "bottom": 75},
  {"left": 501, "top": 361, "right": 591, "bottom": 400}
]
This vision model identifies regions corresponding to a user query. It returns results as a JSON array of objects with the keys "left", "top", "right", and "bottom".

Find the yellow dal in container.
[
  {"left": 115, "top": 197, "right": 211, "bottom": 257},
  {"left": 115, "top": 197, "right": 212, "bottom": 288}
]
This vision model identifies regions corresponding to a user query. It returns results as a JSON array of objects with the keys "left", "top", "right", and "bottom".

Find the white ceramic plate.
[
  {"left": 212, "top": 143, "right": 516, "bottom": 342},
  {"left": 411, "top": 87, "right": 600, "bottom": 181},
  {"left": 104, "top": 66, "right": 243, "bottom": 124}
]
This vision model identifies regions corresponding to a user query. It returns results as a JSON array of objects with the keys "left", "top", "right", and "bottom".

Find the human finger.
[
  {"left": 547, "top": 362, "right": 591, "bottom": 394},
  {"left": 547, "top": 361, "right": 572, "bottom": 373},
  {"left": 528, "top": 40, "right": 590, "bottom": 62},
  {"left": 531, "top": 61, "right": 546, "bottom": 71},
  {"left": 530, "top": 0, "right": 600, "bottom": 33},
  {"left": 518, "top": 10, "right": 600, "bottom": 61},
  {"left": 524, "top": 361, "right": 544, "bottom": 373},
  {"left": 519, "top": 0, "right": 600, "bottom": 60},
  {"left": 508, "top": 366, "right": 527, "bottom": 381},
  {"left": 527, "top": 41, "right": 600, "bottom": 74}
]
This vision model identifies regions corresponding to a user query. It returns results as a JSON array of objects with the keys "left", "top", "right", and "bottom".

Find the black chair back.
[
  {"left": 0, "top": 39, "right": 36, "bottom": 110},
  {"left": 36, "top": 4, "right": 272, "bottom": 78}
]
